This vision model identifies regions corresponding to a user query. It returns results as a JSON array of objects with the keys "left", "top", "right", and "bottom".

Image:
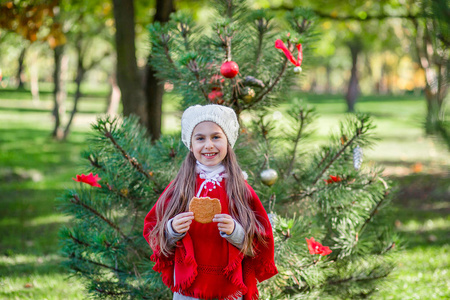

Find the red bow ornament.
[
  {"left": 275, "top": 39, "right": 303, "bottom": 73},
  {"left": 305, "top": 237, "right": 332, "bottom": 256},
  {"left": 72, "top": 172, "right": 102, "bottom": 188},
  {"left": 324, "top": 175, "right": 342, "bottom": 184}
]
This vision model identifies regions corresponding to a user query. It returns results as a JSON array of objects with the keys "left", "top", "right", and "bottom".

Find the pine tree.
[{"left": 59, "top": 1, "right": 397, "bottom": 298}]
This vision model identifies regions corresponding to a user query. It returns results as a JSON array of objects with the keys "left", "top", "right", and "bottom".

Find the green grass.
[{"left": 0, "top": 86, "right": 449, "bottom": 299}]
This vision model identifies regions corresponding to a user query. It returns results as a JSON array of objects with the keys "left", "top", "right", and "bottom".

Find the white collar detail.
[{"left": 195, "top": 161, "right": 227, "bottom": 197}]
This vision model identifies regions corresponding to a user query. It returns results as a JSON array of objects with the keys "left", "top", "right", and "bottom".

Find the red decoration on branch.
[
  {"left": 324, "top": 175, "right": 342, "bottom": 184},
  {"left": 72, "top": 173, "right": 102, "bottom": 188},
  {"left": 208, "top": 89, "right": 224, "bottom": 104},
  {"left": 220, "top": 61, "right": 239, "bottom": 78},
  {"left": 305, "top": 237, "right": 332, "bottom": 256},
  {"left": 210, "top": 74, "right": 224, "bottom": 86},
  {"left": 275, "top": 39, "right": 303, "bottom": 68}
]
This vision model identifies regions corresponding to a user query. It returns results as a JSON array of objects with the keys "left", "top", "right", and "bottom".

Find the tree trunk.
[
  {"left": 30, "top": 64, "right": 39, "bottom": 104},
  {"left": 63, "top": 55, "right": 85, "bottom": 140},
  {"left": 325, "top": 63, "right": 332, "bottom": 94},
  {"left": 345, "top": 42, "right": 362, "bottom": 112},
  {"left": 106, "top": 71, "right": 121, "bottom": 115},
  {"left": 112, "top": 0, "right": 147, "bottom": 124},
  {"left": 17, "top": 46, "right": 27, "bottom": 89},
  {"left": 52, "top": 45, "right": 68, "bottom": 139},
  {"left": 411, "top": 18, "right": 448, "bottom": 136},
  {"left": 145, "top": 65, "right": 164, "bottom": 140},
  {"left": 145, "top": 0, "right": 175, "bottom": 141}
]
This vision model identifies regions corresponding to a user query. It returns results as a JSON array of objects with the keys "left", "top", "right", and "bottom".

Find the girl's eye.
[
  {"left": 196, "top": 137, "right": 204, "bottom": 141},
  {"left": 213, "top": 135, "right": 221, "bottom": 140}
]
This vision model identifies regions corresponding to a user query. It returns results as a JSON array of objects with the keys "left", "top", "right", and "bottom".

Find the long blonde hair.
[{"left": 149, "top": 144, "right": 266, "bottom": 257}]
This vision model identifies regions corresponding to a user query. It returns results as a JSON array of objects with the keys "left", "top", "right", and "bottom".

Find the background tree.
[
  {"left": 112, "top": 0, "right": 147, "bottom": 125},
  {"left": 59, "top": 1, "right": 397, "bottom": 298},
  {"left": 144, "top": 0, "right": 175, "bottom": 141},
  {"left": 274, "top": 0, "right": 407, "bottom": 111},
  {"left": 406, "top": 0, "right": 449, "bottom": 146},
  {"left": 61, "top": 0, "right": 114, "bottom": 140},
  {"left": 0, "top": 0, "right": 68, "bottom": 138}
]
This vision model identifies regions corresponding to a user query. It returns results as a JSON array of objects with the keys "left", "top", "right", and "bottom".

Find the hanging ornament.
[
  {"left": 244, "top": 76, "right": 265, "bottom": 88},
  {"left": 275, "top": 39, "right": 303, "bottom": 73},
  {"left": 240, "top": 87, "right": 255, "bottom": 103},
  {"left": 353, "top": 145, "right": 363, "bottom": 170},
  {"left": 209, "top": 74, "right": 224, "bottom": 89},
  {"left": 220, "top": 61, "right": 239, "bottom": 78},
  {"left": 260, "top": 168, "right": 278, "bottom": 186},
  {"left": 267, "top": 213, "right": 276, "bottom": 229},
  {"left": 208, "top": 89, "right": 224, "bottom": 104},
  {"left": 293, "top": 66, "right": 302, "bottom": 73},
  {"left": 324, "top": 175, "right": 342, "bottom": 184}
]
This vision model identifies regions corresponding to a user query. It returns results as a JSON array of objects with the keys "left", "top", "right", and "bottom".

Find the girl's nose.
[{"left": 204, "top": 139, "right": 214, "bottom": 149}]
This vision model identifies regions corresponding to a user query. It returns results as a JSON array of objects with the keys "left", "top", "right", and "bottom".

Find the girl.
[{"left": 143, "top": 104, "right": 277, "bottom": 300}]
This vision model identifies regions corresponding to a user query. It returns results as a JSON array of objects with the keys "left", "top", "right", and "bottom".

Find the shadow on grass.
[
  {"left": 0, "top": 186, "right": 86, "bottom": 299},
  {"left": 0, "top": 128, "right": 90, "bottom": 174},
  {"left": 0, "top": 86, "right": 107, "bottom": 99},
  {"left": 0, "top": 255, "right": 66, "bottom": 276},
  {"left": 293, "top": 93, "right": 424, "bottom": 104},
  {"left": 0, "top": 105, "right": 102, "bottom": 115},
  {"left": 389, "top": 173, "right": 450, "bottom": 250},
  {"left": 0, "top": 189, "right": 67, "bottom": 256},
  {"left": 0, "top": 128, "right": 89, "bottom": 143}
]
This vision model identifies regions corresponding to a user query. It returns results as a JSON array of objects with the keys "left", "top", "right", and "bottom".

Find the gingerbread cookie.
[{"left": 189, "top": 197, "right": 221, "bottom": 224}]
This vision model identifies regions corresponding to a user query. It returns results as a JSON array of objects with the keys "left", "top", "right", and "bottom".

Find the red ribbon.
[{"left": 275, "top": 39, "right": 303, "bottom": 67}]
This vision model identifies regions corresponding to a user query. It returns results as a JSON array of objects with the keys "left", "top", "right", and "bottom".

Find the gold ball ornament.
[
  {"left": 260, "top": 168, "right": 278, "bottom": 186},
  {"left": 241, "top": 87, "right": 256, "bottom": 103}
]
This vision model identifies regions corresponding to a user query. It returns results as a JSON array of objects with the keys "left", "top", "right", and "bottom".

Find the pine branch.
[
  {"left": 312, "top": 119, "right": 366, "bottom": 185},
  {"left": 257, "top": 118, "right": 273, "bottom": 174},
  {"left": 357, "top": 178, "right": 389, "bottom": 237},
  {"left": 186, "top": 59, "right": 210, "bottom": 102},
  {"left": 68, "top": 232, "right": 90, "bottom": 247},
  {"left": 161, "top": 34, "right": 175, "bottom": 65},
  {"left": 103, "top": 130, "right": 161, "bottom": 192},
  {"left": 286, "top": 111, "right": 306, "bottom": 176},
  {"left": 247, "top": 57, "right": 289, "bottom": 108},
  {"left": 94, "top": 287, "right": 130, "bottom": 296},
  {"left": 158, "top": 33, "right": 180, "bottom": 77},
  {"left": 70, "top": 194, "right": 150, "bottom": 261},
  {"left": 75, "top": 254, "right": 131, "bottom": 275},
  {"left": 327, "top": 273, "right": 389, "bottom": 285},
  {"left": 253, "top": 18, "right": 269, "bottom": 74},
  {"left": 88, "top": 155, "right": 104, "bottom": 170},
  {"left": 178, "top": 22, "right": 191, "bottom": 51},
  {"left": 109, "top": 185, "right": 148, "bottom": 201},
  {"left": 283, "top": 272, "right": 388, "bottom": 294},
  {"left": 317, "top": 149, "right": 331, "bottom": 168},
  {"left": 130, "top": 206, "right": 139, "bottom": 233},
  {"left": 292, "top": 185, "right": 326, "bottom": 200},
  {"left": 216, "top": 23, "right": 235, "bottom": 61},
  {"left": 70, "top": 195, "right": 129, "bottom": 240}
]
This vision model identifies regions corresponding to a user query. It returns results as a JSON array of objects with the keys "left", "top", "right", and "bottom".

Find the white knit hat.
[{"left": 181, "top": 104, "right": 239, "bottom": 149}]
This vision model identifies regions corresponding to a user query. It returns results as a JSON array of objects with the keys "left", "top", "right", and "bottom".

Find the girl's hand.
[
  {"left": 172, "top": 212, "right": 194, "bottom": 234},
  {"left": 213, "top": 214, "right": 235, "bottom": 235}
]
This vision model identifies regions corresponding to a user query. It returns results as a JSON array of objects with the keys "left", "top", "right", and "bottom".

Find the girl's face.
[{"left": 191, "top": 121, "right": 228, "bottom": 166}]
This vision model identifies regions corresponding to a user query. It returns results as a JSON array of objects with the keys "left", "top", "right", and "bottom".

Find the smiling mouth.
[{"left": 203, "top": 153, "right": 217, "bottom": 157}]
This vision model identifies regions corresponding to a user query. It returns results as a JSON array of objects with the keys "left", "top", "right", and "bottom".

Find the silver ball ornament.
[
  {"left": 260, "top": 168, "right": 278, "bottom": 186},
  {"left": 293, "top": 66, "right": 302, "bottom": 73}
]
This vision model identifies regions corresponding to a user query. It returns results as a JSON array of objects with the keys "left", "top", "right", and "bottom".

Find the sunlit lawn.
[{"left": 0, "top": 86, "right": 448, "bottom": 299}]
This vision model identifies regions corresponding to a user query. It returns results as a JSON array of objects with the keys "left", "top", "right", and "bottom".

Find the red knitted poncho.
[{"left": 143, "top": 175, "right": 277, "bottom": 300}]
